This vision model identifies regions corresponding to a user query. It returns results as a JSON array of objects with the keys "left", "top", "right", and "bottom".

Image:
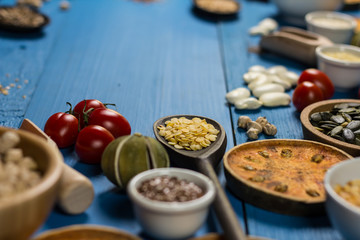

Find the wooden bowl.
[
  {"left": 0, "top": 127, "right": 63, "bottom": 240},
  {"left": 188, "top": 233, "right": 272, "bottom": 240},
  {"left": 223, "top": 139, "right": 352, "bottom": 216},
  {"left": 301, "top": 99, "right": 360, "bottom": 157},
  {"left": 32, "top": 225, "right": 141, "bottom": 240}
]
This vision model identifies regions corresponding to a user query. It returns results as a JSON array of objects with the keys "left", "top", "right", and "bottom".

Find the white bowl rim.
[
  {"left": 316, "top": 44, "right": 360, "bottom": 67},
  {"left": 127, "top": 167, "right": 215, "bottom": 213},
  {"left": 325, "top": 158, "right": 360, "bottom": 215},
  {"left": 305, "top": 11, "right": 357, "bottom": 30}
]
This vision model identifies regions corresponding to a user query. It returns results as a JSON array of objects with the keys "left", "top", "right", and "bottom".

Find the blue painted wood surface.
[{"left": 0, "top": 0, "right": 359, "bottom": 239}]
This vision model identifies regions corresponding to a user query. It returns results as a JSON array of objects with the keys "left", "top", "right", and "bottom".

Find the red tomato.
[
  {"left": 75, "top": 125, "right": 115, "bottom": 164},
  {"left": 292, "top": 81, "right": 325, "bottom": 112},
  {"left": 44, "top": 112, "right": 79, "bottom": 148},
  {"left": 73, "top": 99, "right": 106, "bottom": 128},
  {"left": 298, "top": 69, "right": 334, "bottom": 100},
  {"left": 88, "top": 108, "right": 131, "bottom": 138}
]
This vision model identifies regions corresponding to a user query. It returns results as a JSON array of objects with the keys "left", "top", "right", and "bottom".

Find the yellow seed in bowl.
[{"left": 158, "top": 117, "right": 220, "bottom": 151}]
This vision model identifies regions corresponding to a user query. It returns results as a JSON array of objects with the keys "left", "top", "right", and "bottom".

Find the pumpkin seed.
[
  {"left": 281, "top": 149, "right": 292, "bottom": 158},
  {"left": 258, "top": 150, "right": 269, "bottom": 158},
  {"left": 314, "top": 127, "right": 324, "bottom": 132},
  {"left": 342, "top": 113, "right": 352, "bottom": 122},
  {"left": 330, "top": 115, "right": 345, "bottom": 124},
  {"left": 306, "top": 189, "right": 320, "bottom": 197},
  {"left": 244, "top": 156, "right": 260, "bottom": 163},
  {"left": 348, "top": 103, "right": 360, "bottom": 108},
  {"left": 311, "top": 154, "right": 324, "bottom": 163},
  {"left": 332, "top": 134, "right": 345, "bottom": 142},
  {"left": 319, "top": 120, "right": 338, "bottom": 125},
  {"left": 339, "top": 107, "right": 358, "bottom": 114},
  {"left": 343, "top": 128, "right": 355, "bottom": 142},
  {"left": 274, "top": 183, "right": 288, "bottom": 193},
  {"left": 319, "top": 111, "right": 333, "bottom": 120},
  {"left": 310, "top": 112, "right": 322, "bottom": 122},
  {"left": 243, "top": 165, "right": 256, "bottom": 171},
  {"left": 249, "top": 175, "right": 265, "bottom": 182},
  {"left": 346, "top": 120, "right": 360, "bottom": 131},
  {"left": 330, "top": 125, "right": 343, "bottom": 136},
  {"left": 333, "top": 103, "right": 349, "bottom": 110},
  {"left": 320, "top": 124, "right": 337, "bottom": 131},
  {"left": 354, "top": 129, "right": 360, "bottom": 135}
]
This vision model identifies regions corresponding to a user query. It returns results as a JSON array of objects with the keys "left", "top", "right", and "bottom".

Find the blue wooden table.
[{"left": 0, "top": 0, "right": 359, "bottom": 239}]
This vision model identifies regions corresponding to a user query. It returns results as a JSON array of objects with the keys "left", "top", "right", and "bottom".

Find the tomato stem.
[
  {"left": 65, "top": 102, "right": 74, "bottom": 114},
  {"left": 104, "top": 103, "right": 116, "bottom": 110}
]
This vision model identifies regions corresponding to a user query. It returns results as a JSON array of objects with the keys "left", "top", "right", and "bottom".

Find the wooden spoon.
[{"left": 153, "top": 115, "right": 247, "bottom": 240}]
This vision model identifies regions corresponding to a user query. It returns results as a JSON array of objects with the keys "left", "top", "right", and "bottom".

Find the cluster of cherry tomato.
[
  {"left": 44, "top": 99, "right": 131, "bottom": 164},
  {"left": 292, "top": 69, "right": 335, "bottom": 112}
]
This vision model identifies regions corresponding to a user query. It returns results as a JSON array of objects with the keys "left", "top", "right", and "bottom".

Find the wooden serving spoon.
[{"left": 153, "top": 115, "right": 247, "bottom": 240}]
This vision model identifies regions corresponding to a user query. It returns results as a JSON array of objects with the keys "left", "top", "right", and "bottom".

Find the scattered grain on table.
[{"left": 60, "top": 0, "right": 70, "bottom": 10}]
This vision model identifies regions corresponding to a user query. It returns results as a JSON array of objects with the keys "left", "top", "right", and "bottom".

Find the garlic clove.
[
  {"left": 243, "top": 71, "right": 267, "bottom": 84},
  {"left": 266, "top": 65, "right": 288, "bottom": 75},
  {"left": 248, "top": 75, "right": 272, "bottom": 90},
  {"left": 248, "top": 65, "right": 266, "bottom": 73},
  {"left": 225, "top": 87, "right": 251, "bottom": 104},
  {"left": 234, "top": 97, "right": 262, "bottom": 110},
  {"left": 279, "top": 71, "right": 299, "bottom": 86},
  {"left": 259, "top": 92, "right": 291, "bottom": 107},
  {"left": 267, "top": 74, "right": 292, "bottom": 90}
]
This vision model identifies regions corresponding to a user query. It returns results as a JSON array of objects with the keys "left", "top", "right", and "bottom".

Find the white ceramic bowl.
[
  {"left": 127, "top": 168, "right": 215, "bottom": 240},
  {"left": 325, "top": 158, "right": 360, "bottom": 240},
  {"left": 272, "top": 0, "right": 343, "bottom": 25},
  {"left": 316, "top": 44, "right": 360, "bottom": 90},
  {"left": 306, "top": 11, "right": 357, "bottom": 44}
]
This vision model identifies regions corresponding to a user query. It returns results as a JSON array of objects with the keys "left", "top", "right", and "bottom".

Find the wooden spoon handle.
[
  {"left": 197, "top": 159, "right": 247, "bottom": 240},
  {"left": 19, "top": 118, "right": 94, "bottom": 215}
]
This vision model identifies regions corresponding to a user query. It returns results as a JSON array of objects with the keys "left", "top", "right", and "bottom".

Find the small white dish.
[
  {"left": 325, "top": 158, "right": 360, "bottom": 240},
  {"left": 306, "top": 11, "right": 357, "bottom": 44},
  {"left": 127, "top": 168, "right": 215, "bottom": 240},
  {"left": 316, "top": 44, "right": 360, "bottom": 90},
  {"left": 272, "top": 0, "right": 343, "bottom": 25}
]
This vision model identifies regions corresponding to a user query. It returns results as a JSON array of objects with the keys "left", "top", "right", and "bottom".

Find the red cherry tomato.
[
  {"left": 73, "top": 99, "right": 106, "bottom": 128},
  {"left": 88, "top": 108, "right": 131, "bottom": 138},
  {"left": 292, "top": 81, "right": 325, "bottom": 112},
  {"left": 75, "top": 125, "right": 115, "bottom": 164},
  {"left": 298, "top": 69, "right": 334, "bottom": 100},
  {"left": 44, "top": 112, "right": 79, "bottom": 148}
]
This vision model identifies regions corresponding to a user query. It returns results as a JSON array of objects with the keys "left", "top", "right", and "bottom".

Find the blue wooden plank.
[
  {"left": 0, "top": 0, "right": 71, "bottom": 128},
  {"left": 220, "top": 0, "right": 359, "bottom": 239}
]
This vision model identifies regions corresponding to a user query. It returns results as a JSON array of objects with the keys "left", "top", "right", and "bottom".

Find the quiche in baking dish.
[{"left": 224, "top": 139, "right": 352, "bottom": 216}]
